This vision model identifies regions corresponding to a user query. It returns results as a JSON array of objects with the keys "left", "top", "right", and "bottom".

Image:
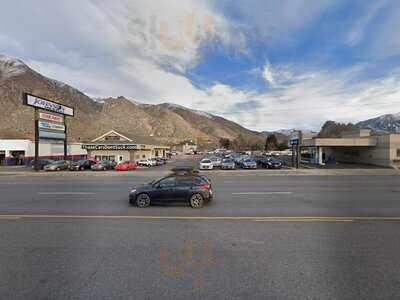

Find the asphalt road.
[{"left": 1, "top": 157, "right": 400, "bottom": 299}]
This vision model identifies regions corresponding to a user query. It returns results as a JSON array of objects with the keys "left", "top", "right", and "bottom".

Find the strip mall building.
[
  {"left": 302, "top": 129, "right": 400, "bottom": 168},
  {"left": 82, "top": 130, "right": 170, "bottom": 163},
  {"left": 0, "top": 130, "right": 170, "bottom": 166},
  {"left": 0, "top": 139, "right": 86, "bottom": 166}
]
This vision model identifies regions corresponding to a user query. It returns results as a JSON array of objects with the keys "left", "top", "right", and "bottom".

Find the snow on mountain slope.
[
  {"left": 161, "top": 102, "right": 213, "bottom": 119},
  {"left": 356, "top": 113, "right": 400, "bottom": 133},
  {"left": 0, "top": 55, "right": 28, "bottom": 79}
]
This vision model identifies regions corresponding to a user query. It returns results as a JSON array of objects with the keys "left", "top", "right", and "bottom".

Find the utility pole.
[
  {"left": 296, "top": 131, "right": 303, "bottom": 169},
  {"left": 63, "top": 115, "right": 67, "bottom": 160},
  {"left": 291, "top": 144, "right": 295, "bottom": 167},
  {"left": 34, "top": 108, "right": 39, "bottom": 172}
]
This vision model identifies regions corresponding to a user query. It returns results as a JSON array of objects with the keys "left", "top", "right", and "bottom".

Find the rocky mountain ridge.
[{"left": 0, "top": 54, "right": 265, "bottom": 146}]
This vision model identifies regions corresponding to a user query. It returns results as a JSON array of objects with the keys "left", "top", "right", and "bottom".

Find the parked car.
[
  {"left": 240, "top": 158, "right": 257, "bottom": 169},
  {"left": 160, "top": 157, "right": 169, "bottom": 163},
  {"left": 210, "top": 157, "right": 222, "bottom": 168},
  {"left": 129, "top": 174, "right": 213, "bottom": 208},
  {"left": 153, "top": 157, "right": 165, "bottom": 166},
  {"left": 138, "top": 159, "right": 157, "bottom": 167},
  {"left": 156, "top": 157, "right": 166, "bottom": 164},
  {"left": 115, "top": 161, "right": 138, "bottom": 171},
  {"left": 199, "top": 158, "right": 213, "bottom": 170},
  {"left": 91, "top": 160, "right": 116, "bottom": 171},
  {"left": 30, "top": 159, "right": 54, "bottom": 170},
  {"left": 70, "top": 159, "right": 96, "bottom": 171},
  {"left": 221, "top": 158, "right": 236, "bottom": 170},
  {"left": 43, "top": 160, "right": 70, "bottom": 171},
  {"left": 263, "top": 156, "right": 283, "bottom": 169}
]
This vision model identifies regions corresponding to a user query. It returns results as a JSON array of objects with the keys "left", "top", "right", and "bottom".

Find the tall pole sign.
[
  {"left": 23, "top": 93, "right": 74, "bottom": 171},
  {"left": 289, "top": 131, "right": 302, "bottom": 169}
]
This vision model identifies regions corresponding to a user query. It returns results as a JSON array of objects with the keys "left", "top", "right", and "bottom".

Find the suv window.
[
  {"left": 177, "top": 177, "right": 194, "bottom": 187},
  {"left": 193, "top": 176, "right": 207, "bottom": 185},
  {"left": 158, "top": 177, "right": 176, "bottom": 188}
]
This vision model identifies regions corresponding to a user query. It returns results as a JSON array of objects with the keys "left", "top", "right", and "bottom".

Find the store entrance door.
[
  {"left": 0, "top": 151, "right": 5, "bottom": 166},
  {"left": 10, "top": 151, "right": 25, "bottom": 165}
]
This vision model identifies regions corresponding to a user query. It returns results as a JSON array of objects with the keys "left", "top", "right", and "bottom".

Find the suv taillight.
[{"left": 200, "top": 184, "right": 211, "bottom": 190}]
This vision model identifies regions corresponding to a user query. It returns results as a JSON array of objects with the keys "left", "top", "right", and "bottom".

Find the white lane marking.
[
  {"left": 232, "top": 192, "right": 293, "bottom": 195},
  {"left": 253, "top": 218, "right": 353, "bottom": 222},
  {"left": 38, "top": 192, "right": 96, "bottom": 195}
]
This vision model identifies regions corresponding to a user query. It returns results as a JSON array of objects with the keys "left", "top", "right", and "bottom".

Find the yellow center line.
[
  {"left": 0, "top": 216, "right": 21, "bottom": 220},
  {"left": 0, "top": 214, "right": 399, "bottom": 222}
]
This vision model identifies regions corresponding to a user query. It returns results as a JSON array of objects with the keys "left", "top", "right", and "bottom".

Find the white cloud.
[
  {"left": 2, "top": 1, "right": 400, "bottom": 133},
  {"left": 220, "top": 63, "right": 400, "bottom": 131},
  {"left": 262, "top": 62, "right": 275, "bottom": 86},
  {"left": 346, "top": 1, "right": 387, "bottom": 46}
]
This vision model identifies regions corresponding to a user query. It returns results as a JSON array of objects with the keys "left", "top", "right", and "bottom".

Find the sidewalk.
[{"left": 0, "top": 166, "right": 399, "bottom": 177}]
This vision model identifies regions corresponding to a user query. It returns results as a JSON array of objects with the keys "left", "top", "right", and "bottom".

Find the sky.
[{"left": 1, "top": 0, "right": 400, "bottom": 131}]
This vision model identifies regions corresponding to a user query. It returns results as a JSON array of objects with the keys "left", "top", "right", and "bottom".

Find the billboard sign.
[
  {"left": 39, "top": 130, "right": 66, "bottom": 140},
  {"left": 24, "top": 94, "right": 74, "bottom": 116},
  {"left": 290, "top": 139, "right": 299, "bottom": 146},
  {"left": 82, "top": 144, "right": 138, "bottom": 151},
  {"left": 39, "top": 112, "right": 63, "bottom": 123},
  {"left": 38, "top": 121, "right": 65, "bottom": 131}
]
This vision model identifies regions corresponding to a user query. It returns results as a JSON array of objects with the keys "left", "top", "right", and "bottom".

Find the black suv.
[
  {"left": 70, "top": 159, "right": 96, "bottom": 171},
  {"left": 129, "top": 169, "right": 213, "bottom": 208},
  {"left": 255, "top": 156, "right": 283, "bottom": 169}
]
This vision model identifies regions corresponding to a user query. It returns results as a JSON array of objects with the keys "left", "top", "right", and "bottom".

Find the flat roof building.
[
  {"left": 302, "top": 129, "right": 400, "bottom": 168},
  {"left": 0, "top": 139, "right": 87, "bottom": 166},
  {"left": 82, "top": 130, "right": 170, "bottom": 163}
]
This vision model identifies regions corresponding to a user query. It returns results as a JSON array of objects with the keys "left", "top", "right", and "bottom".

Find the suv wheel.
[
  {"left": 190, "top": 193, "right": 204, "bottom": 208},
  {"left": 136, "top": 194, "right": 151, "bottom": 208}
]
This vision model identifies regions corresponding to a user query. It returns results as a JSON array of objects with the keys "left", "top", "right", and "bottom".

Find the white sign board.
[
  {"left": 38, "top": 121, "right": 65, "bottom": 131},
  {"left": 25, "top": 94, "right": 74, "bottom": 116},
  {"left": 39, "top": 130, "right": 66, "bottom": 140},
  {"left": 39, "top": 112, "right": 63, "bottom": 123}
]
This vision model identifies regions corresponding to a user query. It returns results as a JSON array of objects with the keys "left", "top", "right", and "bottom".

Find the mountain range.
[
  {"left": 1, "top": 54, "right": 400, "bottom": 146},
  {"left": 355, "top": 113, "right": 400, "bottom": 133},
  {"left": 0, "top": 55, "right": 265, "bottom": 147}
]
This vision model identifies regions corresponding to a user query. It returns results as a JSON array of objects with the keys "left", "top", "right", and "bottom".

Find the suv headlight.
[{"left": 130, "top": 189, "right": 136, "bottom": 193}]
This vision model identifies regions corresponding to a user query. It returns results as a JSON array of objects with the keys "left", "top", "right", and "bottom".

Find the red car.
[{"left": 115, "top": 161, "right": 138, "bottom": 171}]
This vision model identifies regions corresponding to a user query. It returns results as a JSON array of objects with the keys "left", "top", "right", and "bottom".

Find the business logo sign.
[
  {"left": 82, "top": 144, "right": 138, "bottom": 151},
  {"left": 290, "top": 139, "right": 299, "bottom": 146},
  {"left": 39, "top": 130, "right": 66, "bottom": 140},
  {"left": 39, "top": 112, "right": 63, "bottom": 123},
  {"left": 38, "top": 121, "right": 65, "bottom": 131},
  {"left": 24, "top": 94, "right": 74, "bottom": 116}
]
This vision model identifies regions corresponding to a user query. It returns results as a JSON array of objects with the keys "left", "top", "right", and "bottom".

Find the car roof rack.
[{"left": 171, "top": 166, "right": 199, "bottom": 175}]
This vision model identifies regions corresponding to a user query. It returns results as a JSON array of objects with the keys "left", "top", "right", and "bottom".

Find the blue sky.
[{"left": 1, "top": 0, "right": 400, "bottom": 131}]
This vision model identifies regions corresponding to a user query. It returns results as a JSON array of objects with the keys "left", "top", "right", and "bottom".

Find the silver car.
[
  {"left": 210, "top": 157, "right": 222, "bottom": 168},
  {"left": 241, "top": 158, "right": 257, "bottom": 169},
  {"left": 221, "top": 158, "right": 236, "bottom": 170}
]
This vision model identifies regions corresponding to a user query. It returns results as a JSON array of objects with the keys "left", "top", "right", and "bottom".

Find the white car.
[
  {"left": 210, "top": 157, "right": 222, "bottom": 168},
  {"left": 199, "top": 159, "right": 213, "bottom": 170},
  {"left": 138, "top": 159, "right": 157, "bottom": 167}
]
